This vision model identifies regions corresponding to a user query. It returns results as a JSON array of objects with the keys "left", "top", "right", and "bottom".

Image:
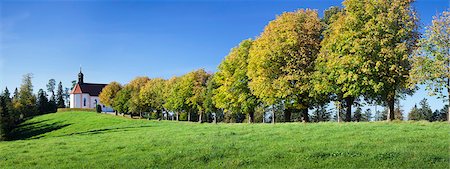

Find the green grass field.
[{"left": 0, "top": 111, "right": 448, "bottom": 168}]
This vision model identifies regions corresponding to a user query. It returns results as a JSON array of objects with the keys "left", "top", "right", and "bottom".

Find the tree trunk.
[
  {"left": 115, "top": 111, "right": 118, "bottom": 116},
  {"left": 176, "top": 112, "right": 179, "bottom": 121},
  {"left": 337, "top": 101, "right": 342, "bottom": 123},
  {"left": 272, "top": 106, "right": 275, "bottom": 124},
  {"left": 214, "top": 113, "right": 217, "bottom": 124},
  {"left": 284, "top": 108, "right": 291, "bottom": 122},
  {"left": 387, "top": 97, "right": 395, "bottom": 122},
  {"left": 188, "top": 112, "right": 191, "bottom": 122},
  {"left": 345, "top": 97, "right": 354, "bottom": 122},
  {"left": 301, "top": 108, "right": 309, "bottom": 123},
  {"left": 198, "top": 112, "right": 202, "bottom": 123}
]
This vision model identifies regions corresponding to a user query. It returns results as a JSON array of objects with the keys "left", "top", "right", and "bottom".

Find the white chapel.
[{"left": 69, "top": 69, "right": 113, "bottom": 112}]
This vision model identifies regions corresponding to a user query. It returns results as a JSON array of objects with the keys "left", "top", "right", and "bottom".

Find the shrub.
[{"left": 96, "top": 105, "right": 102, "bottom": 113}]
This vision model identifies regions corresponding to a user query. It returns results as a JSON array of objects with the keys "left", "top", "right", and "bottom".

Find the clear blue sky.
[{"left": 1, "top": 0, "right": 448, "bottom": 113}]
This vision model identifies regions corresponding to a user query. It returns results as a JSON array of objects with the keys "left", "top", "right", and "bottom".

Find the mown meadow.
[{"left": 0, "top": 111, "right": 448, "bottom": 168}]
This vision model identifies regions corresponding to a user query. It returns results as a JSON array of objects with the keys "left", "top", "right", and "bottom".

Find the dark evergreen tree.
[
  {"left": 432, "top": 105, "right": 448, "bottom": 121},
  {"left": 311, "top": 104, "right": 331, "bottom": 122},
  {"left": 56, "top": 81, "right": 65, "bottom": 108},
  {"left": 353, "top": 107, "right": 362, "bottom": 122},
  {"left": 361, "top": 108, "right": 372, "bottom": 122},
  {"left": 408, "top": 105, "right": 421, "bottom": 121},
  {"left": 36, "top": 89, "right": 49, "bottom": 114},
  {"left": 419, "top": 99, "right": 433, "bottom": 121}
]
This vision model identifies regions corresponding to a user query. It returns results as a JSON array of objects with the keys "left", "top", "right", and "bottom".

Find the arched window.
[{"left": 83, "top": 98, "right": 87, "bottom": 106}]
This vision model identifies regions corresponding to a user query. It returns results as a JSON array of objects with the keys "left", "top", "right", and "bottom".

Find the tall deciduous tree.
[
  {"left": 128, "top": 77, "right": 150, "bottom": 118},
  {"left": 113, "top": 87, "right": 131, "bottom": 115},
  {"left": 411, "top": 10, "right": 449, "bottom": 122},
  {"left": 214, "top": 39, "right": 258, "bottom": 123},
  {"left": 164, "top": 77, "right": 184, "bottom": 121},
  {"left": 248, "top": 9, "right": 322, "bottom": 123},
  {"left": 140, "top": 78, "right": 166, "bottom": 119},
  {"left": 315, "top": 0, "right": 419, "bottom": 122},
  {"left": 99, "top": 82, "right": 122, "bottom": 115}
]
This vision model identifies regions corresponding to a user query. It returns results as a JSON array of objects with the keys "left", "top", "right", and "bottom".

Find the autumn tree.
[
  {"left": 248, "top": 9, "right": 322, "bottom": 123},
  {"left": 113, "top": 87, "right": 132, "bottom": 116},
  {"left": 315, "top": 0, "right": 419, "bottom": 122},
  {"left": 99, "top": 81, "right": 122, "bottom": 115},
  {"left": 410, "top": 10, "right": 449, "bottom": 122},
  {"left": 128, "top": 77, "right": 150, "bottom": 118},
  {"left": 140, "top": 78, "right": 166, "bottom": 119},
  {"left": 185, "top": 69, "right": 210, "bottom": 122},
  {"left": 214, "top": 39, "right": 258, "bottom": 123},
  {"left": 164, "top": 77, "right": 185, "bottom": 121}
]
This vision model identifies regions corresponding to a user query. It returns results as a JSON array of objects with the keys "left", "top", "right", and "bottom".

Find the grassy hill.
[{"left": 0, "top": 111, "right": 448, "bottom": 168}]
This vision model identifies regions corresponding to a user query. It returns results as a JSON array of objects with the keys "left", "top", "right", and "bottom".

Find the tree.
[
  {"left": 127, "top": 77, "right": 150, "bottom": 118},
  {"left": 408, "top": 105, "right": 421, "bottom": 121},
  {"left": 164, "top": 77, "right": 184, "bottom": 121},
  {"left": 56, "top": 81, "right": 65, "bottom": 108},
  {"left": 99, "top": 82, "right": 122, "bottom": 115},
  {"left": 46, "top": 79, "right": 56, "bottom": 101},
  {"left": 36, "top": 89, "right": 49, "bottom": 114},
  {"left": 0, "top": 98, "right": 4, "bottom": 140},
  {"left": 361, "top": 108, "right": 372, "bottom": 122},
  {"left": 394, "top": 100, "right": 404, "bottom": 121},
  {"left": 311, "top": 104, "right": 331, "bottom": 122},
  {"left": 214, "top": 39, "right": 258, "bottom": 123},
  {"left": 432, "top": 105, "right": 448, "bottom": 121},
  {"left": 410, "top": 10, "right": 449, "bottom": 122},
  {"left": 64, "top": 87, "right": 70, "bottom": 107},
  {"left": 321, "top": 6, "right": 342, "bottom": 27},
  {"left": 419, "top": 98, "right": 433, "bottom": 121},
  {"left": 140, "top": 78, "right": 166, "bottom": 119},
  {"left": 248, "top": 9, "right": 322, "bottom": 123},
  {"left": 363, "top": 0, "right": 419, "bottom": 121},
  {"left": 113, "top": 87, "right": 132, "bottom": 115},
  {"left": 185, "top": 69, "right": 210, "bottom": 122},
  {"left": 353, "top": 107, "right": 362, "bottom": 122},
  {"left": 46, "top": 79, "right": 57, "bottom": 113},
  {"left": 315, "top": 0, "right": 419, "bottom": 122},
  {"left": 203, "top": 75, "right": 219, "bottom": 123},
  {"left": 18, "top": 73, "right": 37, "bottom": 118}
]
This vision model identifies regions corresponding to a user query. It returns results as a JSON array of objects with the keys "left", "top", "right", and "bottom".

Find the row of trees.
[
  {"left": 0, "top": 74, "right": 69, "bottom": 140},
  {"left": 100, "top": 1, "right": 448, "bottom": 123}
]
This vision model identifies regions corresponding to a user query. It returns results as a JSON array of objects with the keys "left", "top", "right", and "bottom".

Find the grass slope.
[{"left": 0, "top": 111, "right": 448, "bottom": 168}]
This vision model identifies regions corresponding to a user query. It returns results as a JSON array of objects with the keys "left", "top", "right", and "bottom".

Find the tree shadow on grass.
[
  {"left": 7, "top": 121, "right": 72, "bottom": 141},
  {"left": 56, "top": 125, "right": 154, "bottom": 137}
]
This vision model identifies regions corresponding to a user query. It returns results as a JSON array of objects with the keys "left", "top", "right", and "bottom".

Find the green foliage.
[
  {"left": 432, "top": 105, "right": 448, "bottom": 121},
  {"left": 18, "top": 73, "right": 37, "bottom": 118},
  {"left": 56, "top": 81, "right": 65, "bottom": 108},
  {"left": 315, "top": 0, "right": 419, "bottom": 121},
  {"left": 0, "top": 111, "right": 448, "bottom": 168},
  {"left": 411, "top": 10, "right": 449, "bottom": 99},
  {"left": 99, "top": 81, "right": 122, "bottom": 108},
  {"left": 96, "top": 105, "right": 102, "bottom": 113},
  {"left": 113, "top": 87, "right": 132, "bottom": 114},
  {"left": 36, "top": 89, "right": 49, "bottom": 114},
  {"left": 127, "top": 77, "right": 150, "bottom": 116},
  {"left": 140, "top": 78, "right": 166, "bottom": 118},
  {"left": 214, "top": 39, "right": 257, "bottom": 122},
  {"left": 408, "top": 99, "right": 433, "bottom": 121},
  {"left": 248, "top": 9, "right": 322, "bottom": 123}
]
